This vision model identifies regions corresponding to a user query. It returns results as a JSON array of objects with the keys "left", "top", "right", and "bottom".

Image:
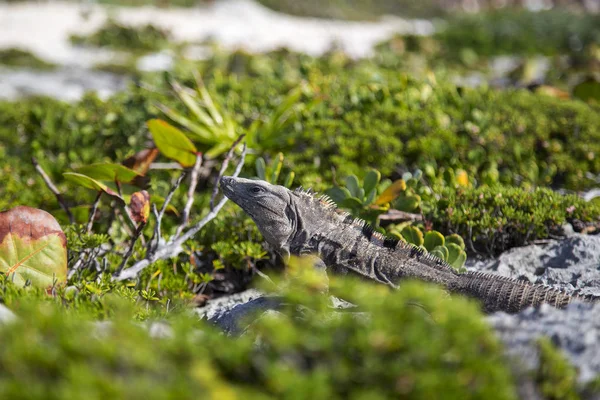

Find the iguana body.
[{"left": 220, "top": 176, "right": 593, "bottom": 313}]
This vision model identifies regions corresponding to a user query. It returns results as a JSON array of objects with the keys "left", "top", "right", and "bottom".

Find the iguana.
[{"left": 220, "top": 176, "right": 594, "bottom": 313}]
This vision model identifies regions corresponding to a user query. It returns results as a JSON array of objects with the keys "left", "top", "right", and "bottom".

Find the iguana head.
[{"left": 220, "top": 176, "right": 338, "bottom": 255}]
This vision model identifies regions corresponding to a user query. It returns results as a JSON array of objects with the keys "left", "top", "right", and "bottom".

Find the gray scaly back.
[{"left": 220, "top": 176, "right": 593, "bottom": 313}]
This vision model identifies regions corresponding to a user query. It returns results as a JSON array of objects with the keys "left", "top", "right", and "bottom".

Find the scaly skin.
[{"left": 220, "top": 176, "right": 593, "bottom": 313}]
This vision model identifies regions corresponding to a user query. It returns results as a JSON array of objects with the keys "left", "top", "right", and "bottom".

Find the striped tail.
[{"left": 450, "top": 271, "right": 591, "bottom": 314}]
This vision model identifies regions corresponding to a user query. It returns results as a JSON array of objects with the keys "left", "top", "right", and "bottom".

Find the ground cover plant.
[
  {"left": 70, "top": 20, "right": 172, "bottom": 52},
  {"left": 0, "top": 269, "right": 521, "bottom": 400},
  {"left": 0, "top": 48, "right": 56, "bottom": 70},
  {"left": 375, "top": 10, "right": 600, "bottom": 96}
]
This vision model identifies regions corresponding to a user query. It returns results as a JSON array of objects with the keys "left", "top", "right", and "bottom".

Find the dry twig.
[
  {"left": 174, "top": 153, "right": 203, "bottom": 239},
  {"left": 114, "top": 137, "right": 247, "bottom": 281},
  {"left": 113, "top": 221, "right": 148, "bottom": 277},
  {"left": 210, "top": 135, "right": 245, "bottom": 210},
  {"left": 147, "top": 172, "right": 186, "bottom": 256},
  {"left": 86, "top": 192, "right": 102, "bottom": 233},
  {"left": 32, "top": 157, "right": 74, "bottom": 224}
]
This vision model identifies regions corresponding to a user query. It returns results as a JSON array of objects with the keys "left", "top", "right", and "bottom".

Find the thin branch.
[
  {"left": 86, "top": 191, "right": 102, "bottom": 234},
  {"left": 174, "top": 153, "right": 203, "bottom": 239},
  {"left": 211, "top": 134, "right": 246, "bottom": 210},
  {"left": 113, "top": 222, "right": 147, "bottom": 277},
  {"left": 32, "top": 157, "right": 74, "bottom": 224},
  {"left": 147, "top": 204, "right": 161, "bottom": 256},
  {"left": 179, "top": 143, "right": 246, "bottom": 245},
  {"left": 159, "top": 172, "right": 187, "bottom": 222},
  {"left": 67, "top": 197, "right": 104, "bottom": 278},
  {"left": 114, "top": 140, "right": 247, "bottom": 281},
  {"left": 115, "top": 182, "right": 137, "bottom": 231},
  {"left": 148, "top": 172, "right": 186, "bottom": 255},
  {"left": 115, "top": 208, "right": 134, "bottom": 237}
]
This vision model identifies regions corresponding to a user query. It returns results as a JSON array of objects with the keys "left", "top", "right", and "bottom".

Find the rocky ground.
[{"left": 197, "top": 233, "right": 600, "bottom": 387}]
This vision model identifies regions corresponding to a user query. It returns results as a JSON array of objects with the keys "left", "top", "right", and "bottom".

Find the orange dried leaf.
[
  {"left": 123, "top": 148, "right": 159, "bottom": 175},
  {"left": 129, "top": 190, "right": 151, "bottom": 224}
]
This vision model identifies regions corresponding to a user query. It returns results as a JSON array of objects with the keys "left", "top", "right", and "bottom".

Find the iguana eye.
[{"left": 250, "top": 186, "right": 263, "bottom": 193}]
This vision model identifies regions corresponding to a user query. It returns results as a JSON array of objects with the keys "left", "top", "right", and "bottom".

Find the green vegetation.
[
  {"left": 437, "top": 10, "right": 600, "bottom": 58},
  {"left": 0, "top": 48, "right": 56, "bottom": 70},
  {"left": 2, "top": 8, "right": 600, "bottom": 396},
  {"left": 432, "top": 186, "right": 600, "bottom": 256},
  {"left": 96, "top": 0, "right": 203, "bottom": 6},
  {"left": 536, "top": 338, "right": 580, "bottom": 400},
  {"left": 2, "top": 47, "right": 599, "bottom": 252},
  {"left": 70, "top": 20, "right": 171, "bottom": 52},
  {"left": 375, "top": 10, "right": 600, "bottom": 94},
  {"left": 93, "top": 59, "right": 141, "bottom": 76},
  {"left": 0, "top": 269, "right": 518, "bottom": 400},
  {"left": 257, "top": 0, "right": 445, "bottom": 20}
]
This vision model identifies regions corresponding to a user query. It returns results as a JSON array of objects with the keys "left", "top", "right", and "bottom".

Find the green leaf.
[
  {"left": 197, "top": 82, "right": 224, "bottom": 126},
  {"left": 430, "top": 247, "right": 447, "bottom": 261},
  {"left": 445, "top": 234, "right": 465, "bottom": 250},
  {"left": 363, "top": 170, "right": 381, "bottom": 197},
  {"left": 357, "top": 187, "right": 365, "bottom": 202},
  {"left": 401, "top": 226, "right": 424, "bottom": 247},
  {"left": 393, "top": 194, "right": 421, "bottom": 212},
  {"left": 0, "top": 206, "right": 67, "bottom": 287},
  {"left": 75, "top": 163, "right": 140, "bottom": 183},
  {"left": 283, "top": 171, "right": 295, "bottom": 188},
  {"left": 447, "top": 243, "right": 467, "bottom": 270},
  {"left": 573, "top": 79, "right": 600, "bottom": 104},
  {"left": 255, "top": 157, "right": 266, "bottom": 180},
  {"left": 365, "top": 188, "right": 377, "bottom": 206},
  {"left": 424, "top": 231, "right": 445, "bottom": 251},
  {"left": 271, "top": 153, "right": 284, "bottom": 184},
  {"left": 158, "top": 104, "right": 216, "bottom": 144},
  {"left": 325, "top": 187, "right": 351, "bottom": 205},
  {"left": 345, "top": 175, "right": 361, "bottom": 198},
  {"left": 63, "top": 172, "right": 121, "bottom": 199},
  {"left": 147, "top": 119, "right": 198, "bottom": 167},
  {"left": 340, "top": 197, "right": 364, "bottom": 210},
  {"left": 171, "top": 81, "right": 215, "bottom": 128}
]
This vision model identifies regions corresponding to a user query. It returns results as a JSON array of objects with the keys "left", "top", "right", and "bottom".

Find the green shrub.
[
  {"left": 431, "top": 186, "right": 600, "bottom": 256},
  {"left": 70, "top": 20, "right": 171, "bottom": 52},
  {"left": 0, "top": 270, "right": 519, "bottom": 400},
  {"left": 256, "top": 0, "right": 446, "bottom": 20},
  {"left": 437, "top": 10, "right": 600, "bottom": 58},
  {"left": 0, "top": 90, "right": 160, "bottom": 211},
  {"left": 0, "top": 48, "right": 56, "bottom": 70},
  {"left": 536, "top": 338, "right": 580, "bottom": 400}
]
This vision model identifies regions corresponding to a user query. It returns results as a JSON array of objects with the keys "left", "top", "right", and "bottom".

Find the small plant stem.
[
  {"left": 116, "top": 181, "right": 137, "bottom": 232},
  {"left": 86, "top": 191, "right": 102, "bottom": 233},
  {"left": 174, "top": 153, "right": 203, "bottom": 239},
  {"left": 148, "top": 172, "right": 186, "bottom": 256},
  {"left": 32, "top": 157, "right": 74, "bottom": 224},
  {"left": 114, "top": 138, "right": 247, "bottom": 281},
  {"left": 113, "top": 221, "right": 147, "bottom": 277}
]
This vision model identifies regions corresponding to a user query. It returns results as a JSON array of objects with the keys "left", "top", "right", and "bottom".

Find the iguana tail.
[{"left": 450, "top": 271, "right": 591, "bottom": 313}]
